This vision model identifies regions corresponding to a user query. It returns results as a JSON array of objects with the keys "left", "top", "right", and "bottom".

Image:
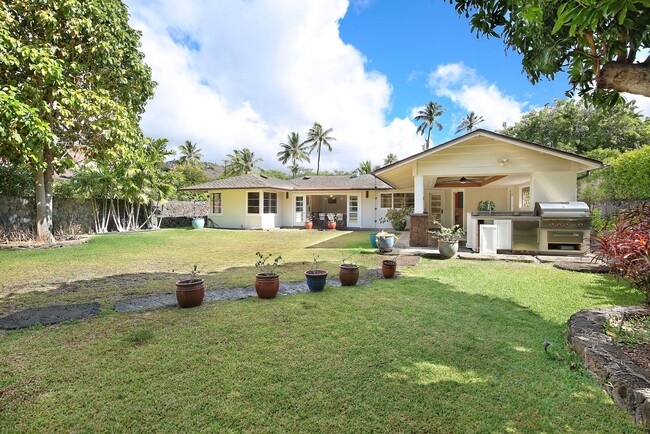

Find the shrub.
[
  {"left": 379, "top": 207, "right": 413, "bottom": 230},
  {"left": 593, "top": 204, "right": 650, "bottom": 304}
]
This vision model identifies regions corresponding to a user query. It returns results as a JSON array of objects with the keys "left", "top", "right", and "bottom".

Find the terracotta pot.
[
  {"left": 438, "top": 240, "right": 459, "bottom": 258},
  {"left": 327, "top": 221, "right": 336, "bottom": 230},
  {"left": 305, "top": 270, "right": 328, "bottom": 292},
  {"left": 339, "top": 264, "right": 360, "bottom": 286},
  {"left": 381, "top": 260, "right": 397, "bottom": 278},
  {"left": 255, "top": 273, "right": 279, "bottom": 299},
  {"left": 175, "top": 279, "right": 205, "bottom": 308},
  {"left": 305, "top": 221, "right": 313, "bottom": 229}
]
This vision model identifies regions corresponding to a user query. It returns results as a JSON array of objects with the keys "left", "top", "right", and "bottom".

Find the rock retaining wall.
[
  {"left": 0, "top": 197, "right": 209, "bottom": 234},
  {"left": 567, "top": 306, "right": 650, "bottom": 428}
]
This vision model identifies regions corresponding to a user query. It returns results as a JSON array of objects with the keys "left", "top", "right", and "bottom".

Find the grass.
[{"left": 0, "top": 228, "right": 646, "bottom": 432}]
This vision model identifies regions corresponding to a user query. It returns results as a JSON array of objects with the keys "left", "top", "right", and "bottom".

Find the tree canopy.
[
  {"left": 304, "top": 123, "right": 336, "bottom": 175},
  {"left": 456, "top": 112, "right": 484, "bottom": 133},
  {"left": 277, "top": 132, "right": 310, "bottom": 178},
  {"left": 224, "top": 148, "right": 262, "bottom": 177},
  {"left": 447, "top": 0, "right": 650, "bottom": 103},
  {"left": 178, "top": 141, "right": 203, "bottom": 166},
  {"left": 500, "top": 98, "right": 650, "bottom": 155},
  {"left": 414, "top": 101, "right": 445, "bottom": 150},
  {"left": 0, "top": 0, "right": 155, "bottom": 240}
]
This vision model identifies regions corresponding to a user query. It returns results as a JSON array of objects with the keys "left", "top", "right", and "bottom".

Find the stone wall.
[
  {"left": 409, "top": 213, "right": 429, "bottom": 247},
  {"left": 0, "top": 196, "right": 209, "bottom": 234},
  {"left": 590, "top": 201, "right": 648, "bottom": 221},
  {"left": 0, "top": 196, "right": 95, "bottom": 233}
]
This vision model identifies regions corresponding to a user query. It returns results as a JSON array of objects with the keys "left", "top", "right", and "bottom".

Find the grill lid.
[{"left": 534, "top": 202, "right": 590, "bottom": 218}]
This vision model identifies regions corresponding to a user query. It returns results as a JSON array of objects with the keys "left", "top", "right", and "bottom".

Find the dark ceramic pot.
[
  {"left": 305, "top": 270, "right": 328, "bottom": 292},
  {"left": 175, "top": 279, "right": 205, "bottom": 308},
  {"left": 381, "top": 260, "right": 397, "bottom": 278},
  {"left": 255, "top": 274, "right": 280, "bottom": 299},
  {"left": 339, "top": 264, "right": 360, "bottom": 286}
]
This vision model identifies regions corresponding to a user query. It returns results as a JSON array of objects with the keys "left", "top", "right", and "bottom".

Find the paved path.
[{"left": 114, "top": 278, "right": 371, "bottom": 313}]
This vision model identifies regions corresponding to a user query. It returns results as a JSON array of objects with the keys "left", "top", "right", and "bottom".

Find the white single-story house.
[{"left": 183, "top": 130, "right": 603, "bottom": 248}]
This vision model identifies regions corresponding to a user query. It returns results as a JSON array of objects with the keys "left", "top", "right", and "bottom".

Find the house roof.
[
  {"left": 374, "top": 129, "right": 604, "bottom": 189},
  {"left": 375, "top": 129, "right": 603, "bottom": 175},
  {"left": 182, "top": 173, "right": 391, "bottom": 192}
]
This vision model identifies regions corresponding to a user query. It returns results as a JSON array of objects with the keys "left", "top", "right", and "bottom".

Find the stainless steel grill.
[{"left": 534, "top": 202, "right": 591, "bottom": 254}]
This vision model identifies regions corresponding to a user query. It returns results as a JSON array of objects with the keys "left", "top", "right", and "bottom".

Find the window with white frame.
[
  {"left": 263, "top": 192, "right": 277, "bottom": 214},
  {"left": 211, "top": 193, "right": 222, "bottom": 214},
  {"left": 247, "top": 192, "right": 260, "bottom": 214},
  {"left": 521, "top": 186, "right": 531, "bottom": 208},
  {"left": 380, "top": 192, "right": 415, "bottom": 209}
]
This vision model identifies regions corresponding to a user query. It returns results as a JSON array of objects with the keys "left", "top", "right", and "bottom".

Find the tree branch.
[{"left": 598, "top": 62, "right": 650, "bottom": 97}]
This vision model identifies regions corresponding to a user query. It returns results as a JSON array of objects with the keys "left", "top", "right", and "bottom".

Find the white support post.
[{"left": 414, "top": 175, "right": 424, "bottom": 213}]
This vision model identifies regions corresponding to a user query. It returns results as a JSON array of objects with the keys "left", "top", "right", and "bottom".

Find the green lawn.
[{"left": 0, "top": 229, "right": 644, "bottom": 432}]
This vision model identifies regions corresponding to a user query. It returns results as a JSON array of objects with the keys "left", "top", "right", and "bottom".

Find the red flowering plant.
[{"left": 593, "top": 204, "right": 650, "bottom": 304}]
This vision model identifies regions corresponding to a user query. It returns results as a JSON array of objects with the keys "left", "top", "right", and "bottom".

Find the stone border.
[
  {"left": 0, "top": 237, "right": 90, "bottom": 251},
  {"left": 567, "top": 306, "right": 650, "bottom": 428}
]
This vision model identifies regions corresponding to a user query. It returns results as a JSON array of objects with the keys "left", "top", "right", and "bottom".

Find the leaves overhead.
[{"left": 447, "top": 0, "right": 650, "bottom": 103}]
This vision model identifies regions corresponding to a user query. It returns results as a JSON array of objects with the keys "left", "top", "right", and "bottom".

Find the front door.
[
  {"left": 347, "top": 194, "right": 360, "bottom": 227},
  {"left": 294, "top": 195, "right": 306, "bottom": 225},
  {"left": 429, "top": 192, "right": 444, "bottom": 226}
]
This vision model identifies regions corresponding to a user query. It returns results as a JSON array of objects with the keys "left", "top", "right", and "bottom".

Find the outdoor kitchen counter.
[{"left": 466, "top": 212, "right": 540, "bottom": 252}]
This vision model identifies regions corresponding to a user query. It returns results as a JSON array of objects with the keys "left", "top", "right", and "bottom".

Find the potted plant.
[
  {"left": 175, "top": 265, "right": 205, "bottom": 308},
  {"left": 327, "top": 213, "right": 337, "bottom": 230},
  {"left": 304, "top": 218, "right": 313, "bottom": 230},
  {"left": 339, "top": 254, "right": 359, "bottom": 286},
  {"left": 379, "top": 206, "right": 413, "bottom": 231},
  {"left": 429, "top": 220, "right": 465, "bottom": 258},
  {"left": 381, "top": 259, "right": 397, "bottom": 278},
  {"left": 477, "top": 200, "right": 495, "bottom": 215},
  {"left": 255, "top": 252, "right": 282, "bottom": 298},
  {"left": 305, "top": 255, "right": 328, "bottom": 292},
  {"left": 375, "top": 230, "right": 398, "bottom": 253},
  {"left": 191, "top": 216, "right": 205, "bottom": 229}
]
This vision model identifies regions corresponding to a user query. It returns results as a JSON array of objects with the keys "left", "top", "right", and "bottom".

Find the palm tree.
[
  {"left": 383, "top": 153, "right": 398, "bottom": 166},
  {"left": 357, "top": 160, "right": 373, "bottom": 174},
  {"left": 414, "top": 101, "right": 445, "bottom": 150},
  {"left": 456, "top": 112, "right": 485, "bottom": 134},
  {"left": 277, "top": 132, "right": 310, "bottom": 178},
  {"left": 178, "top": 140, "right": 203, "bottom": 166},
  {"left": 304, "top": 122, "right": 336, "bottom": 175},
  {"left": 225, "top": 148, "right": 262, "bottom": 177}
]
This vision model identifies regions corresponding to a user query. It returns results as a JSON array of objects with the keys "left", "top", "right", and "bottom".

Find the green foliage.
[
  {"left": 414, "top": 101, "right": 445, "bottom": 150},
  {"left": 447, "top": 0, "right": 650, "bottom": 103},
  {"left": 260, "top": 168, "right": 292, "bottom": 180},
  {"left": 477, "top": 200, "right": 495, "bottom": 211},
  {"left": 277, "top": 132, "right": 310, "bottom": 178},
  {"left": 456, "top": 111, "right": 484, "bottom": 134},
  {"left": 178, "top": 141, "right": 202, "bottom": 166},
  {"left": 581, "top": 145, "right": 650, "bottom": 201},
  {"left": 0, "top": 0, "right": 155, "bottom": 239},
  {"left": 429, "top": 220, "right": 466, "bottom": 242},
  {"left": 501, "top": 99, "right": 650, "bottom": 154},
  {"left": 379, "top": 207, "right": 413, "bottom": 230},
  {"left": 254, "top": 252, "right": 282, "bottom": 276},
  {"left": 172, "top": 163, "right": 209, "bottom": 199},
  {"left": 383, "top": 153, "right": 398, "bottom": 166},
  {"left": 304, "top": 122, "right": 336, "bottom": 175},
  {"left": 224, "top": 148, "right": 262, "bottom": 177},
  {"left": 357, "top": 160, "right": 373, "bottom": 174},
  {"left": 0, "top": 160, "right": 33, "bottom": 196}
]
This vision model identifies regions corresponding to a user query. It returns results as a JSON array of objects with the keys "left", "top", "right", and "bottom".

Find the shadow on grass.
[
  {"left": 307, "top": 231, "right": 373, "bottom": 249},
  {"left": 348, "top": 276, "right": 639, "bottom": 432},
  {"left": 580, "top": 273, "right": 643, "bottom": 306},
  {"left": 0, "top": 260, "right": 369, "bottom": 316}
]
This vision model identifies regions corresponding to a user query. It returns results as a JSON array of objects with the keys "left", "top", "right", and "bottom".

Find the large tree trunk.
[
  {"left": 598, "top": 62, "right": 650, "bottom": 97},
  {"left": 34, "top": 163, "right": 54, "bottom": 243}
]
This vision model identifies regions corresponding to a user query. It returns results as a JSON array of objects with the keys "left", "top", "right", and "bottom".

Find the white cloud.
[
  {"left": 125, "top": 0, "right": 422, "bottom": 171},
  {"left": 427, "top": 62, "right": 526, "bottom": 130}
]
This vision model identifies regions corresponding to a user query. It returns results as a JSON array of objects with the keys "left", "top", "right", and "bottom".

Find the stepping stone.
[{"left": 0, "top": 303, "right": 101, "bottom": 330}]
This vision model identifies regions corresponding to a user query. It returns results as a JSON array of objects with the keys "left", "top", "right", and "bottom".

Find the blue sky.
[{"left": 125, "top": 0, "right": 648, "bottom": 171}]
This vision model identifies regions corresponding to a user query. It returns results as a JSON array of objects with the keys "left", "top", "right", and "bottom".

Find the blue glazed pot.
[
  {"left": 369, "top": 232, "right": 378, "bottom": 248},
  {"left": 376, "top": 235, "right": 395, "bottom": 249},
  {"left": 192, "top": 218, "right": 205, "bottom": 229},
  {"left": 305, "top": 270, "right": 328, "bottom": 292}
]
